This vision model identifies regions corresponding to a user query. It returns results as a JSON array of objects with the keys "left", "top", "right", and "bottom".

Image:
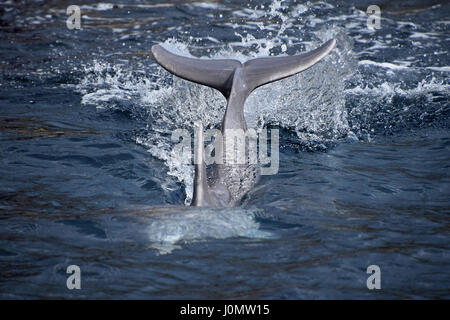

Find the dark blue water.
[{"left": 0, "top": 0, "right": 449, "bottom": 299}]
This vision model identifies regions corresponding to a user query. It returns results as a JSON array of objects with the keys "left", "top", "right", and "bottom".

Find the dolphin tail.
[
  {"left": 151, "top": 40, "right": 337, "bottom": 207},
  {"left": 151, "top": 45, "right": 242, "bottom": 98},
  {"left": 151, "top": 39, "right": 336, "bottom": 98},
  {"left": 242, "top": 39, "right": 336, "bottom": 91}
]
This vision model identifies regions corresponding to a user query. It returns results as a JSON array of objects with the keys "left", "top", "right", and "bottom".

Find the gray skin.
[{"left": 151, "top": 39, "right": 337, "bottom": 207}]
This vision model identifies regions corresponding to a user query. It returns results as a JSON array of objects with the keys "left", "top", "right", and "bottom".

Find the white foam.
[
  {"left": 346, "top": 78, "right": 449, "bottom": 97},
  {"left": 80, "top": 3, "right": 114, "bottom": 11},
  {"left": 145, "top": 207, "right": 272, "bottom": 254},
  {"left": 427, "top": 66, "right": 450, "bottom": 72},
  {"left": 359, "top": 60, "right": 409, "bottom": 70},
  {"left": 189, "top": 2, "right": 227, "bottom": 10},
  {"left": 410, "top": 32, "right": 439, "bottom": 39}
]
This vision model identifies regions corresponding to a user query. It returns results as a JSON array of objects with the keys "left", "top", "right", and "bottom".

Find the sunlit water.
[{"left": 0, "top": 0, "right": 449, "bottom": 299}]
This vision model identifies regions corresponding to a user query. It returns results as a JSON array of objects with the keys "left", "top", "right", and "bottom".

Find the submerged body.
[{"left": 151, "top": 39, "right": 337, "bottom": 207}]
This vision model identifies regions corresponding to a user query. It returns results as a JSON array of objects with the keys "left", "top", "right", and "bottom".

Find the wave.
[{"left": 136, "top": 206, "right": 272, "bottom": 254}]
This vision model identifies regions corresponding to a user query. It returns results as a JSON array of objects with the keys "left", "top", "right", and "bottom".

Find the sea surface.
[{"left": 0, "top": 0, "right": 449, "bottom": 299}]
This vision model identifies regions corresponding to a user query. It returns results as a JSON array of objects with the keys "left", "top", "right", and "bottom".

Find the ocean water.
[{"left": 0, "top": 0, "right": 449, "bottom": 299}]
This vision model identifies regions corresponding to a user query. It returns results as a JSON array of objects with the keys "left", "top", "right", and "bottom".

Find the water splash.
[
  {"left": 346, "top": 77, "right": 450, "bottom": 139},
  {"left": 141, "top": 206, "right": 272, "bottom": 254},
  {"left": 76, "top": 1, "right": 357, "bottom": 205}
]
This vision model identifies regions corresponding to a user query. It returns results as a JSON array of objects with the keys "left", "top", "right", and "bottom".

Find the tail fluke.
[
  {"left": 242, "top": 39, "right": 336, "bottom": 91},
  {"left": 151, "top": 45, "right": 242, "bottom": 98},
  {"left": 152, "top": 39, "right": 336, "bottom": 97}
]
